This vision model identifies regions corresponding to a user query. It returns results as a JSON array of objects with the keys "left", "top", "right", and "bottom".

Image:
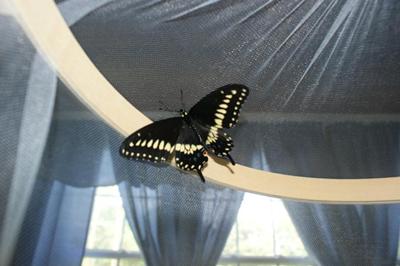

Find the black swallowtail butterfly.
[{"left": 120, "top": 84, "right": 249, "bottom": 183}]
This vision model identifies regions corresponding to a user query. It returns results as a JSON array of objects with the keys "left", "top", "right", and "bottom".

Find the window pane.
[
  {"left": 236, "top": 262, "right": 281, "bottom": 266},
  {"left": 84, "top": 189, "right": 308, "bottom": 266},
  {"left": 219, "top": 192, "right": 308, "bottom": 265},
  {"left": 273, "top": 201, "right": 307, "bottom": 256},
  {"left": 218, "top": 262, "right": 311, "bottom": 266},
  {"left": 221, "top": 222, "right": 238, "bottom": 256},
  {"left": 96, "top": 186, "right": 120, "bottom": 196},
  {"left": 81, "top": 258, "right": 118, "bottom": 266},
  {"left": 278, "top": 264, "right": 313, "bottom": 266},
  {"left": 86, "top": 186, "right": 125, "bottom": 250},
  {"left": 119, "top": 259, "right": 146, "bottom": 266},
  {"left": 237, "top": 194, "right": 274, "bottom": 256},
  {"left": 121, "top": 220, "right": 141, "bottom": 252}
]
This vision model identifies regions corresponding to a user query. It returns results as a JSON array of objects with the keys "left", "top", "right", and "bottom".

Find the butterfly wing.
[
  {"left": 193, "top": 121, "right": 235, "bottom": 164},
  {"left": 188, "top": 84, "right": 249, "bottom": 129},
  {"left": 120, "top": 117, "right": 183, "bottom": 163},
  {"left": 175, "top": 123, "right": 208, "bottom": 182}
]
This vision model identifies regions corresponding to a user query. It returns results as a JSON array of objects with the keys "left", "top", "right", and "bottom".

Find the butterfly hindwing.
[
  {"left": 175, "top": 123, "right": 208, "bottom": 182},
  {"left": 119, "top": 117, "right": 183, "bottom": 163},
  {"left": 193, "top": 121, "right": 234, "bottom": 161},
  {"left": 188, "top": 84, "right": 249, "bottom": 129}
]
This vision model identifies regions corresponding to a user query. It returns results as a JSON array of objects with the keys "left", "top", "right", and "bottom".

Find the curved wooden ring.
[{"left": 12, "top": 0, "right": 400, "bottom": 203}]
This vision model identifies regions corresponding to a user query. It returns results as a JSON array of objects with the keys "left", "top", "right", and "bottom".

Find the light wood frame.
[{"left": 11, "top": 0, "right": 400, "bottom": 203}]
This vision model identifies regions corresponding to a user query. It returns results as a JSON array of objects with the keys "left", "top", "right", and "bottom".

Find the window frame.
[
  {"left": 84, "top": 249, "right": 312, "bottom": 265},
  {"left": 83, "top": 187, "right": 312, "bottom": 266}
]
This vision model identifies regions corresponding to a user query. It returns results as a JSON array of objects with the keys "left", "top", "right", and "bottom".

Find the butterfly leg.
[
  {"left": 227, "top": 154, "right": 236, "bottom": 165},
  {"left": 196, "top": 169, "right": 206, "bottom": 183}
]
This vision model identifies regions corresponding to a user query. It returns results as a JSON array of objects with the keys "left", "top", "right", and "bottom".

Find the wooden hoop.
[{"left": 12, "top": 0, "right": 400, "bottom": 203}]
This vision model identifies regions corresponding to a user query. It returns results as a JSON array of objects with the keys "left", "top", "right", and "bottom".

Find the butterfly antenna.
[
  {"left": 180, "top": 89, "right": 186, "bottom": 110},
  {"left": 196, "top": 169, "right": 206, "bottom": 183},
  {"left": 158, "top": 100, "right": 173, "bottom": 112}
]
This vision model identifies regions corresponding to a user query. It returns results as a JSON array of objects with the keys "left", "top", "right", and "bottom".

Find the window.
[
  {"left": 82, "top": 186, "right": 143, "bottom": 266},
  {"left": 219, "top": 194, "right": 311, "bottom": 265},
  {"left": 82, "top": 186, "right": 311, "bottom": 266}
]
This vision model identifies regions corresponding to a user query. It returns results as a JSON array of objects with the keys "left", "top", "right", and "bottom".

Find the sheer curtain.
[
  {"left": 3, "top": 0, "right": 400, "bottom": 265},
  {"left": 110, "top": 142, "right": 243, "bottom": 266},
  {"left": 1, "top": 1, "right": 244, "bottom": 265},
  {"left": 0, "top": 1, "right": 112, "bottom": 265},
  {"left": 13, "top": 180, "right": 95, "bottom": 266},
  {"left": 245, "top": 120, "right": 400, "bottom": 265},
  {"left": 285, "top": 203, "right": 400, "bottom": 266},
  {"left": 0, "top": 10, "right": 57, "bottom": 265},
  {"left": 118, "top": 176, "right": 242, "bottom": 266}
]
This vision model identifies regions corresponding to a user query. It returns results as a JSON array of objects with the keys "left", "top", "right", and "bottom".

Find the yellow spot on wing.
[
  {"left": 153, "top": 139, "right": 159, "bottom": 149},
  {"left": 176, "top": 143, "right": 181, "bottom": 151},
  {"left": 147, "top": 139, "right": 153, "bottom": 148},
  {"left": 215, "top": 113, "right": 224, "bottom": 119},
  {"left": 165, "top": 142, "right": 171, "bottom": 152},
  {"left": 217, "top": 109, "right": 227, "bottom": 114},
  {"left": 159, "top": 140, "right": 165, "bottom": 150}
]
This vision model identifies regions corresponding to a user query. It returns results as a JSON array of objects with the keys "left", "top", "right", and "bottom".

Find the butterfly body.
[{"left": 120, "top": 84, "right": 249, "bottom": 183}]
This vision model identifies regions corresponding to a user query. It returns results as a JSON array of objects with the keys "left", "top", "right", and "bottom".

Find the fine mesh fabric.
[
  {"left": 66, "top": 0, "right": 400, "bottom": 178},
  {"left": 70, "top": 0, "right": 400, "bottom": 113},
  {"left": 1, "top": 0, "right": 400, "bottom": 266}
]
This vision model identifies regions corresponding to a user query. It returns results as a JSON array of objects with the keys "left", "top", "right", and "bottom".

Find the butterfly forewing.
[
  {"left": 188, "top": 84, "right": 249, "bottom": 129},
  {"left": 119, "top": 117, "right": 183, "bottom": 163}
]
